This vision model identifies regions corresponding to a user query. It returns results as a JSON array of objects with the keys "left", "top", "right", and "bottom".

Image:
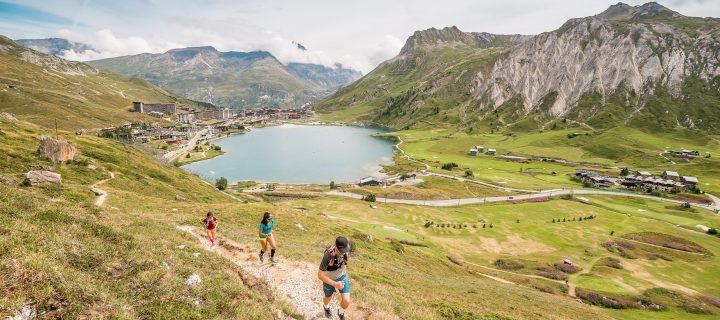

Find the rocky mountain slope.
[
  {"left": 315, "top": 2, "right": 720, "bottom": 133},
  {"left": 0, "top": 36, "right": 206, "bottom": 130},
  {"left": 86, "top": 46, "right": 361, "bottom": 109}
]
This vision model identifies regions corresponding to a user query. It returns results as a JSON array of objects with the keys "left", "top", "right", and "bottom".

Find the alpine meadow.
[{"left": 1, "top": 1, "right": 720, "bottom": 320}]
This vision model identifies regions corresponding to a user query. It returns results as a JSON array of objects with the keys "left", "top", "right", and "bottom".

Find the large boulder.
[
  {"left": 38, "top": 135, "right": 76, "bottom": 163},
  {"left": 23, "top": 170, "right": 62, "bottom": 186}
]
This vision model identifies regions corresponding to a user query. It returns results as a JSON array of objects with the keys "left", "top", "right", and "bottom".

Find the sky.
[{"left": 1, "top": 0, "right": 719, "bottom": 73}]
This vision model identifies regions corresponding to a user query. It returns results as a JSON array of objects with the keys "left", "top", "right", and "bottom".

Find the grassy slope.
[
  {"left": 314, "top": 45, "right": 505, "bottom": 130},
  {"left": 285, "top": 193, "right": 720, "bottom": 319},
  {"left": 0, "top": 36, "right": 207, "bottom": 130},
  {"left": 0, "top": 119, "right": 273, "bottom": 319}
]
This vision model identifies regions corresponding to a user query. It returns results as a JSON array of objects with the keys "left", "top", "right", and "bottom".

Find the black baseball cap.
[{"left": 336, "top": 236, "right": 350, "bottom": 253}]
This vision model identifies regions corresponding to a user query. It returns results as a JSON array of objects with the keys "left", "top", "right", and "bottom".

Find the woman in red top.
[{"left": 202, "top": 211, "right": 218, "bottom": 246}]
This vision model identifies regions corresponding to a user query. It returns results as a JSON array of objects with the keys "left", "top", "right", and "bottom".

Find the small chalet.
[
  {"left": 359, "top": 177, "right": 384, "bottom": 186},
  {"left": 475, "top": 146, "right": 485, "bottom": 153},
  {"left": 468, "top": 148, "right": 479, "bottom": 156},
  {"left": 635, "top": 171, "right": 652, "bottom": 177},
  {"left": 661, "top": 171, "right": 680, "bottom": 181},
  {"left": 486, "top": 148, "right": 497, "bottom": 156},
  {"left": 681, "top": 176, "right": 699, "bottom": 185}
]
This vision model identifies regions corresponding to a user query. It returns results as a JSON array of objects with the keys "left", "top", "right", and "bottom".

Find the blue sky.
[{"left": 2, "top": 0, "right": 719, "bottom": 72}]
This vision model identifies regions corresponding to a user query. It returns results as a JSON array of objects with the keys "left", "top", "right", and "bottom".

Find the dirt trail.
[
  {"left": 91, "top": 172, "right": 115, "bottom": 207},
  {"left": 177, "top": 226, "right": 395, "bottom": 320}
]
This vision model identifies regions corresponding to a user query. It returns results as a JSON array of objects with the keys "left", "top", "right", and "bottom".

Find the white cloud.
[{"left": 57, "top": 28, "right": 158, "bottom": 60}]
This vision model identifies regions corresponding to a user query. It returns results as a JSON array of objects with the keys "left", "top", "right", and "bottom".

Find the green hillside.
[
  {"left": 0, "top": 36, "right": 207, "bottom": 130},
  {"left": 314, "top": 41, "right": 509, "bottom": 130}
]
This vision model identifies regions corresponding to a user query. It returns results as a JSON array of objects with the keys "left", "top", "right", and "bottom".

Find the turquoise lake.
[{"left": 182, "top": 124, "right": 395, "bottom": 184}]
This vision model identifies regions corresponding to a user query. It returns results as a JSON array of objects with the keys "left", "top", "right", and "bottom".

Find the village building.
[
  {"left": 475, "top": 146, "right": 484, "bottom": 153},
  {"left": 468, "top": 148, "right": 479, "bottom": 156},
  {"left": 661, "top": 171, "right": 680, "bottom": 181},
  {"left": 359, "top": 176, "right": 384, "bottom": 186},
  {"left": 177, "top": 108, "right": 233, "bottom": 124},
  {"left": 635, "top": 171, "right": 652, "bottom": 177},
  {"left": 681, "top": 176, "right": 699, "bottom": 185},
  {"left": 486, "top": 148, "right": 497, "bottom": 156},
  {"left": 133, "top": 102, "right": 180, "bottom": 115}
]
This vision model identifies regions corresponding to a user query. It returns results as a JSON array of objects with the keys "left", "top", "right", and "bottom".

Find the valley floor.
[{"left": 2, "top": 116, "right": 720, "bottom": 320}]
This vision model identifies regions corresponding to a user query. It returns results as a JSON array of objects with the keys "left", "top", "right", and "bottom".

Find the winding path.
[{"left": 91, "top": 171, "right": 115, "bottom": 207}]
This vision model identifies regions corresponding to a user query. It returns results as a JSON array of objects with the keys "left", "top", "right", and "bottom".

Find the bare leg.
[
  {"left": 268, "top": 234, "right": 277, "bottom": 250},
  {"left": 210, "top": 229, "right": 217, "bottom": 242},
  {"left": 339, "top": 293, "right": 351, "bottom": 309},
  {"left": 205, "top": 229, "right": 213, "bottom": 245},
  {"left": 323, "top": 295, "right": 332, "bottom": 306}
]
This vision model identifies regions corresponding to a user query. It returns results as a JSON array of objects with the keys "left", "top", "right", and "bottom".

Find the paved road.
[
  {"left": 325, "top": 189, "right": 719, "bottom": 212},
  {"left": 163, "top": 129, "right": 207, "bottom": 161},
  {"left": 707, "top": 193, "right": 720, "bottom": 211}
]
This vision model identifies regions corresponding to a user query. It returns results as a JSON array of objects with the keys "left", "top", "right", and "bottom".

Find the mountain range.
[
  {"left": 16, "top": 39, "right": 362, "bottom": 110},
  {"left": 86, "top": 46, "right": 361, "bottom": 110},
  {"left": 314, "top": 2, "right": 720, "bottom": 133}
]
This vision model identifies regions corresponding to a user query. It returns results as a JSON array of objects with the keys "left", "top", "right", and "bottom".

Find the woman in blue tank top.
[{"left": 258, "top": 212, "right": 277, "bottom": 263}]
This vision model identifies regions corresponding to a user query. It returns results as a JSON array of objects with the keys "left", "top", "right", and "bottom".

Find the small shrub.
[
  {"left": 362, "top": 194, "right": 377, "bottom": 202},
  {"left": 554, "top": 262, "right": 580, "bottom": 274},
  {"left": 708, "top": 228, "right": 718, "bottom": 235},
  {"left": 424, "top": 221, "right": 434, "bottom": 228},
  {"left": 464, "top": 169, "right": 473, "bottom": 177},
  {"left": 215, "top": 177, "right": 228, "bottom": 190},
  {"left": 495, "top": 259, "right": 524, "bottom": 270},
  {"left": 441, "top": 163, "right": 459, "bottom": 170},
  {"left": 329, "top": 181, "right": 336, "bottom": 189}
]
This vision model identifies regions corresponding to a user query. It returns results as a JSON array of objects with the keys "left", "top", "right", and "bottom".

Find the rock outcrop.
[
  {"left": 38, "top": 135, "right": 77, "bottom": 163},
  {"left": 475, "top": 2, "right": 720, "bottom": 120},
  {"left": 0, "top": 112, "right": 18, "bottom": 122},
  {"left": 23, "top": 170, "right": 62, "bottom": 186}
]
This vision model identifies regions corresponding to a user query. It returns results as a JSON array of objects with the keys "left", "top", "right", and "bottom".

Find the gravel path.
[
  {"left": 91, "top": 172, "right": 115, "bottom": 207},
  {"left": 177, "top": 226, "right": 395, "bottom": 320}
]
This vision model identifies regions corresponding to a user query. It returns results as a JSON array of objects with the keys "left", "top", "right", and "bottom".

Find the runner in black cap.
[{"left": 318, "top": 236, "right": 351, "bottom": 319}]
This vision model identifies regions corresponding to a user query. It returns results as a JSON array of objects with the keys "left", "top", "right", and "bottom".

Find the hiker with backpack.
[
  {"left": 258, "top": 212, "right": 277, "bottom": 263},
  {"left": 318, "top": 236, "right": 351, "bottom": 320},
  {"left": 202, "top": 211, "right": 218, "bottom": 246}
]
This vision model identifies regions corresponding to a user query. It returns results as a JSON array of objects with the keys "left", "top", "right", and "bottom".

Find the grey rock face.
[
  {"left": 23, "top": 170, "right": 62, "bottom": 186},
  {"left": 475, "top": 18, "right": 720, "bottom": 117}
]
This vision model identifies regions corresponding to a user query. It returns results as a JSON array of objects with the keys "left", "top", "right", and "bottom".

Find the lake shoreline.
[{"left": 181, "top": 124, "right": 397, "bottom": 185}]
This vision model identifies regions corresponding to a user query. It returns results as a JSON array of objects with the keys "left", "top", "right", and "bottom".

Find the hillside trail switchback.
[{"left": 177, "top": 225, "right": 396, "bottom": 320}]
